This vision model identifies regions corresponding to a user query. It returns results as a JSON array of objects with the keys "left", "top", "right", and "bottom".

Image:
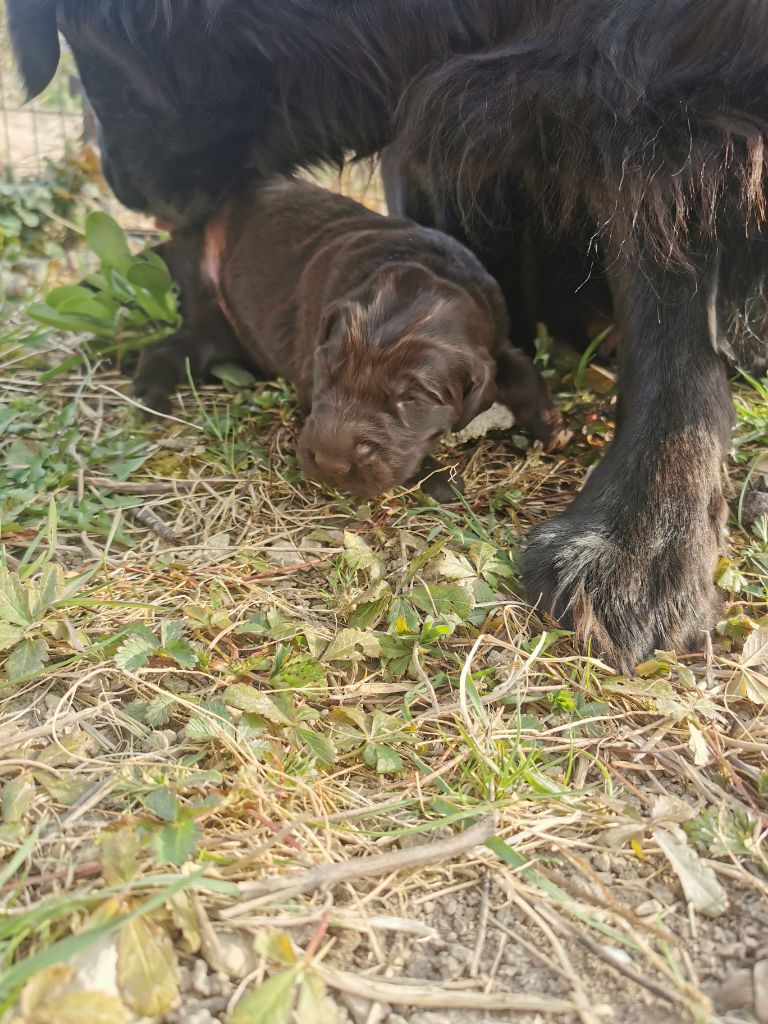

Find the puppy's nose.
[{"left": 307, "top": 448, "right": 352, "bottom": 480}]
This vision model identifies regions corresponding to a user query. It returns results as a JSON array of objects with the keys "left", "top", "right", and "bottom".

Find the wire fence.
[{"left": 0, "top": 41, "right": 90, "bottom": 179}]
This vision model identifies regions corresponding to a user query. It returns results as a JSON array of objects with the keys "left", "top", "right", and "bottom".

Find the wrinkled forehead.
[{"left": 366, "top": 288, "right": 468, "bottom": 350}]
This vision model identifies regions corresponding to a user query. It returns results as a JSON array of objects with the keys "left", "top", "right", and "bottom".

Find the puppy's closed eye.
[{"left": 395, "top": 376, "right": 448, "bottom": 413}]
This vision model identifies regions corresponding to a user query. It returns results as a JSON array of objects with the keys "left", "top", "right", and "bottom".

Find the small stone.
[
  {"left": 191, "top": 958, "right": 211, "bottom": 997},
  {"left": 649, "top": 883, "right": 676, "bottom": 906},
  {"left": 339, "top": 993, "right": 375, "bottom": 1024},
  {"left": 712, "top": 968, "right": 754, "bottom": 1012},
  {"left": 753, "top": 959, "right": 768, "bottom": 1023},
  {"left": 184, "top": 1010, "right": 216, "bottom": 1024},
  {"left": 593, "top": 853, "right": 612, "bottom": 873},
  {"left": 635, "top": 899, "right": 664, "bottom": 918}
]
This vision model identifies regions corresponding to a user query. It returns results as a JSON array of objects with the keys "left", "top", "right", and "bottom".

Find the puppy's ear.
[
  {"left": 7, "top": 0, "right": 60, "bottom": 99},
  {"left": 317, "top": 300, "right": 363, "bottom": 348},
  {"left": 454, "top": 350, "right": 497, "bottom": 430}
]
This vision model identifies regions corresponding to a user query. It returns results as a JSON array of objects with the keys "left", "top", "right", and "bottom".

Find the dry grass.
[{"left": 0, "top": 171, "right": 766, "bottom": 1024}]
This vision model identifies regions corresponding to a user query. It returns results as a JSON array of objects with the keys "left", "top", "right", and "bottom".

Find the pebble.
[
  {"left": 191, "top": 958, "right": 211, "bottom": 997},
  {"left": 339, "top": 992, "right": 391, "bottom": 1024},
  {"left": 593, "top": 852, "right": 612, "bottom": 874},
  {"left": 635, "top": 899, "right": 664, "bottom": 918},
  {"left": 754, "top": 959, "right": 768, "bottom": 1024}
]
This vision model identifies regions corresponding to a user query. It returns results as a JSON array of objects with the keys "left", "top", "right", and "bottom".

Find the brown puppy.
[{"left": 134, "top": 178, "right": 567, "bottom": 499}]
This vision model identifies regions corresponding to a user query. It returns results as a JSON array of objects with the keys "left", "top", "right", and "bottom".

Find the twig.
[
  {"left": 468, "top": 872, "right": 491, "bottom": 978},
  {"left": 314, "top": 965, "right": 575, "bottom": 1014},
  {"left": 125, "top": 505, "right": 184, "bottom": 544},
  {"left": 219, "top": 814, "right": 496, "bottom": 919},
  {"left": 0, "top": 860, "right": 102, "bottom": 897},
  {"left": 245, "top": 555, "right": 334, "bottom": 581},
  {"left": 85, "top": 476, "right": 240, "bottom": 494}
]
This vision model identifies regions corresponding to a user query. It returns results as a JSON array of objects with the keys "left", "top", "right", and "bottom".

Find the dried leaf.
[
  {"left": 19, "top": 965, "right": 73, "bottom": 1016},
  {"left": 33, "top": 991, "right": 128, "bottom": 1024},
  {"left": 295, "top": 971, "right": 337, "bottom": 1024},
  {"left": 343, "top": 531, "right": 385, "bottom": 581},
  {"left": 117, "top": 915, "right": 180, "bottom": 1016},
  {"left": 170, "top": 891, "right": 201, "bottom": 953},
  {"left": 654, "top": 827, "right": 728, "bottom": 917},
  {"left": 742, "top": 626, "right": 768, "bottom": 669},
  {"left": 687, "top": 722, "right": 711, "bottom": 767},
  {"left": 255, "top": 930, "right": 298, "bottom": 967},
  {"left": 0, "top": 621, "right": 24, "bottom": 653},
  {"left": 2, "top": 774, "right": 35, "bottom": 824},
  {"left": 322, "top": 628, "right": 381, "bottom": 662}
]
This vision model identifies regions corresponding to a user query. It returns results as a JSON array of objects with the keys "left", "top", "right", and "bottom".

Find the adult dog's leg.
[{"left": 523, "top": 257, "right": 734, "bottom": 672}]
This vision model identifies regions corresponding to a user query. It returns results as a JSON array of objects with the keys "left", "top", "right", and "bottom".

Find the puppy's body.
[{"left": 136, "top": 179, "right": 564, "bottom": 497}]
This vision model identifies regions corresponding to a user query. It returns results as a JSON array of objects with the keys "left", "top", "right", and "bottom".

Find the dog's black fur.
[{"left": 9, "top": 0, "right": 768, "bottom": 669}]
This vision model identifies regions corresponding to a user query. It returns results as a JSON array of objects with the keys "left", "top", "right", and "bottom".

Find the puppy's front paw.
[{"left": 132, "top": 350, "right": 181, "bottom": 415}]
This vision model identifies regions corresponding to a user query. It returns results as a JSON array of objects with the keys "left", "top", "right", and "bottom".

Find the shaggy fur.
[{"left": 8, "top": 0, "right": 768, "bottom": 667}]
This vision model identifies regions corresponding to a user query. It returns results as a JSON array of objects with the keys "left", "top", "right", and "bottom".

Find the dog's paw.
[
  {"left": 522, "top": 507, "right": 724, "bottom": 672},
  {"left": 131, "top": 373, "right": 174, "bottom": 416}
]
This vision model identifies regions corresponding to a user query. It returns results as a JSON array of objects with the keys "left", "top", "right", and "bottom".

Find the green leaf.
[
  {"left": 86, "top": 211, "right": 132, "bottom": 269},
  {"left": 156, "top": 623, "right": 197, "bottom": 669},
  {"left": 348, "top": 592, "right": 391, "bottom": 631},
  {"left": 223, "top": 684, "right": 294, "bottom": 724},
  {"left": 114, "top": 627, "right": 158, "bottom": 671},
  {"left": 365, "top": 743, "right": 404, "bottom": 775},
  {"left": 209, "top": 362, "right": 258, "bottom": 387},
  {"left": 297, "top": 729, "right": 337, "bottom": 766},
  {"left": 163, "top": 638, "right": 198, "bottom": 670},
  {"left": 155, "top": 817, "right": 199, "bottom": 865},
  {"left": 6, "top": 637, "right": 49, "bottom": 682},
  {"left": 229, "top": 967, "right": 300, "bottom": 1024},
  {"left": 387, "top": 599, "right": 420, "bottom": 635},
  {"left": 409, "top": 583, "right": 474, "bottom": 622},
  {"left": 272, "top": 654, "right": 327, "bottom": 691},
  {"left": 46, "top": 284, "right": 98, "bottom": 309},
  {"left": 146, "top": 692, "right": 177, "bottom": 727},
  {"left": 144, "top": 786, "right": 180, "bottom": 823},
  {"left": 117, "top": 914, "right": 181, "bottom": 1016},
  {"left": 126, "top": 259, "right": 175, "bottom": 299}
]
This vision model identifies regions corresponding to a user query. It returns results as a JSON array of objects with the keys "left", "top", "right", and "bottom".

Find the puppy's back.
[{"left": 218, "top": 178, "right": 509, "bottom": 380}]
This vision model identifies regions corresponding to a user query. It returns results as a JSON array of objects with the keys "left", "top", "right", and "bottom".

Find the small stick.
[
  {"left": 219, "top": 814, "right": 496, "bottom": 919},
  {"left": 314, "top": 965, "right": 575, "bottom": 1014},
  {"left": 125, "top": 505, "right": 184, "bottom": 544},
  {"left": 85, "top": 476, "right": 240, "bottom": 494},
  {"left": 0, "top": 860, "right": 101, "bottom": 897}
]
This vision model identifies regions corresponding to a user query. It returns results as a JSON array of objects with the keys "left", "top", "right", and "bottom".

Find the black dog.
[{"left": 9, "top": 0, "right": 768, "bottom": 670}]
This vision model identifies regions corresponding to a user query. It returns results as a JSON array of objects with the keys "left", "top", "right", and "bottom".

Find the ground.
[{"left": 0, "top": 162, "right": 767, "bottom": 1024}]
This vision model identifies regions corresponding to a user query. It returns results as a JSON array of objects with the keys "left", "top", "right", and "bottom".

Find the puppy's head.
[{"left": 297, "top": 264, "right": 497, "bottom": 498}]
